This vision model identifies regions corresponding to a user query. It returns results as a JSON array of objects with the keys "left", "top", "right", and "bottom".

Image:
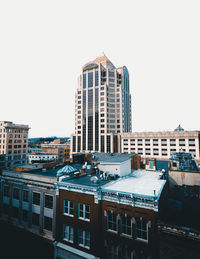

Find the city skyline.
[{"left": 1, "top": 1, "right": 200, "bottom": 137}]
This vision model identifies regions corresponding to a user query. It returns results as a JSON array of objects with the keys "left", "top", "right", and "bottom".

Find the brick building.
[{"left": 54, "top": 168, "right": 167, "bottom": 259}]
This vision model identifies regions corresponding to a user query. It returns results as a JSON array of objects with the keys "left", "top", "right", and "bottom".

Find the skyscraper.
[{"left": 71, "top": 53, "right": 132, "bottom": 154}]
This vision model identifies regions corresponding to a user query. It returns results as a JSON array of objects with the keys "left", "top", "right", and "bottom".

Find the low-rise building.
[
  {"left": 168, "top": 151, "right": 200, "bottom": 199},
  {"left": 0, "top": 121, "right": 29, "bottom": 167},
  {"left": 28, "top": 153, "right": 58, "bottom": 164},
  {"left": 54, "top": 167, "right": 167, "bottom": 259},
  {"left": 41, "top": 139, "right": 70, "bottom": 164},
  {"left": 0, "top": 168, "right": 59, "bottom": 240}
]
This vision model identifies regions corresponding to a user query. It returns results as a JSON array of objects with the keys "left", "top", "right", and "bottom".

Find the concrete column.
[
  {"left": 40, "top": 190, "right": 44, "bottom": 233},
  {"left": 28, "top": 188, "right": 33, "bottom": 228}
]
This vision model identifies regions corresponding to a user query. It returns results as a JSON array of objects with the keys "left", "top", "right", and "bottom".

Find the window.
[
  {"left": 4, "top": 186, "right": 10, "bottom": 197},
  {"left": 107, "top": 242, "right": 118, "bottom": 258},
  {"left": 45, "top": 195, "right": 53, "bottom": 209},
  {"left": 13, "top": 188, "right": 20, "bottom": 200},
  {"left": 170, "top": 139, "right": 176, "bottom": 146},
  {"left": 153, "top": 139, "right": 158, "bottom": 146},
  {"left": 161, "top": 139, "right": 167, "bottom": 146},
  {"left": 23, "top": 190, "right": 29, "bottom": 202},
  {"left": 78, "top": 229, "right": 90, "bottom": 249},
  {"left": 78, "top": 203, "right": 90, "bottom": 220},
  {"left": 33, "top": 192, "right": 40, "bottom": 206},
  {"left": 44, "top": 216, "right": 52, "bottom": 231},
  {"left": 120, "top": 215, "right": 132, "bottom": 236},
  {"left": 189, "top": 139, "right": 195, "bottom": 146},
  {"left": 12, "top": 207, "right": 19, "bottom": 218},
  {"left": 63, "top": 200, "right": 74, "bottom": 216},
  {"left": 107, "top": 211, "right": 117, "bottom": 232},
  {"left": 137, "top": 139, "right": 143, "bottom": 146},
  {"left": 135, "top": 218, "right": 148, "bottom": 241},
  {"left": 32, "top": 212, "right": 40, "bottom": 226},
  {"left": 63, "top": 224, "right": 74, "bottom": 243},
  {"left": 22, "top": 210, "right": 28, "bottom": 222}
]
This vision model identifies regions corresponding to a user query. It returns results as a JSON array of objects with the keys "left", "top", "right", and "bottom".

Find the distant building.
[
  {"left": 119, "top": 126, "right": 200, "bottom": 162},
  {"left": 71, "top": 53, "right": 132, "bottom": 154},
  {"left": 0, "top": 168, "right": 59, "bottom": 240},
  {"left": 28, "top": 153, "right": 58, "bottom": 164},
  {"left": 54, "top": 167, "right": 167, "bottom": 259},
  {"left": 0, "top": 154, "right": 6, "bottom": 172},
  {"left": 168, "top": 151, "right": 200, "bottom": 199},
  {"left": 41, "top": 139, "right": 70, "bottom": 163},
  {"left": 0, "top": 121, "right": 29, "bottom": 167}
]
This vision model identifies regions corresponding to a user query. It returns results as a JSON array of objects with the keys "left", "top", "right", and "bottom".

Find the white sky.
[{"left": 0, "top": 0, "right": 200, "bottom": 138}]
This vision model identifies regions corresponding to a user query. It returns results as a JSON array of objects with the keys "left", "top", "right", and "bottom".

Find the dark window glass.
[
  {"left": 88, "top": 72, "right": 93, "bottom": 87},
  {"left": 22, "top": 210, "right": 28, "bottom": 222},
  {"left": 13, "top": 188, "right": 20, "bottom": 200},
  {"left": 23, "top": 190, "right": 29, "bottom": 202},
  {"left": 45, "top": 195, "right": 53, "bottom": 209},
  {"left": 32, "top": 212, "right": 40, "bottom": 226},
  {"left": 33, "top": 192, "right": 40, "bottom": 206},
  {"left": 12, "top": 207, "right": 19, "bottom": 218},
  {"left": 4, "top": 186, "right": 10, "bottom": 197},
  {"left": 44, "top": 216, "right": 52, "bottom": 231}
]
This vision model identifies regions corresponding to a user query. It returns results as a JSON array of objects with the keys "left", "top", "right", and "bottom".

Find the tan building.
[
  {"left": 119, "top": 126, "right": 200, "bottom": 162},
  {"left": 41, "top": 139, "right": 70, "bottom": 163},
  {"left": 0, "top": 121, "right": 29, "bottom": 167}
]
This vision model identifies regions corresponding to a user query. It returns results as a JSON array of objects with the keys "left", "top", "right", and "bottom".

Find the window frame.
[
  {"left": 135, "top": 218, "right": 148, "bottom": 242},
  {"left": 78, "top": 203, "right": 90, "bottom": 221},
  {"left": 63, "top": 200, "right": 74, "bottom": 217},
  {"left": 78, "top": 229, "right": 90, "bottom": 249},
  {"left": 63, "top": 224, "right": 74, "bottom": 243}
]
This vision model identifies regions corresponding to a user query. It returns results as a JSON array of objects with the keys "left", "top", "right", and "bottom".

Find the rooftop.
[
  {"left": 91, "top": 152, "right": 133, "bottom": 163},
  {"left": 61, "top": 173, "right": 111, "bottom": 187},
  {"left": 170, "top": 152, "right": 199, "bottom": 172},
  {"left": 103, "top": 170, "right": 166, "bottom": 198}
]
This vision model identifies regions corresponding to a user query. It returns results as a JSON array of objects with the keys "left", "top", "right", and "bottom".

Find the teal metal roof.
[{"left": 57, "top": 165, "right": 78, "bottom": 176}]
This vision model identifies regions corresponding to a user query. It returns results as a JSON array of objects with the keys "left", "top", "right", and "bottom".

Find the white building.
[
  {"left": 98, "top": 156, "right": 131, "bottom": 177},
  {"left": 28, "top": 153, "right": 58, "bottom": 164},
  {"left": 71, "top": 53, "right": 132, "bottom": 154},
  {"left": 119, "top": 126, "right": 200, "bottom": 162}
]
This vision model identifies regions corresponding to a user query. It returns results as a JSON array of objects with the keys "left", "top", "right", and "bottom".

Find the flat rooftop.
[
  {"left": 62, "top": 173, "right": 111, "bottom": 187},
  {"left": 103, "top": 170, "right": 166, "bottom": 198}
]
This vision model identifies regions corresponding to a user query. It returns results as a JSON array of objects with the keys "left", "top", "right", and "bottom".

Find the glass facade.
[{"left": 72, "top": 54, "right": 131, "bottom": 154}]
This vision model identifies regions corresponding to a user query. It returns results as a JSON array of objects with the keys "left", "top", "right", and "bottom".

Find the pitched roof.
[{"left": 94, "top": 52, "right": 112, "bottom": 64}]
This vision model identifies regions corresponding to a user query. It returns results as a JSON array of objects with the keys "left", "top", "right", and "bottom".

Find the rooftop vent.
[{"left": 90, "top": 176, "right": 99, "bottom": 184}]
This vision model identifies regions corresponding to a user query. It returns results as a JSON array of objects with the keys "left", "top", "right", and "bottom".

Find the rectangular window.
[
  {"left": 78, "top": 203, "right": 90, "bottom": 220},
  {"left": 44, "top": 216, "right": 52, "bottom": 231},
  {"left": 161, "top": 139, "right": 167, "bottom": 146},
  {"left": 22, "top": 210, "right": 28, "bottom": 222},
  {"left": 12, "top": 207, "right": 19, "bottom": 219},
  {"left": 45, "top": 195, "right": 53, "bottom": 209},
  {"left": 32, "top": 212, "right": 40, "bottom": 226},
  {"left": 63, "top": 224, "right": 74, "bottom": 243},
  {"left": 63, "top": 200, "right": 74, "bottom": 216},
  {"left": 33, "top": 192, "right": 40, "bottom": 206},
  {"left": 135, "top": 218, "right": 148, "bottom": 241},
  {"left": 23, "top": 190, "right": 29, "bottom": 202},
  {"left": 4, "top": 186, "right": 10, "bottom": 197},
  {"left": 107, "top": 211, "right": 117, "bottom": 232},
  {"left": 78, "top": 229, "right": 90, "bottom": 249},
  {"left": 120, "top": 215, "right": 132, "bottom": 236},
  {"left": 13, "top": 188, "right": 20, "bottom": 200}
]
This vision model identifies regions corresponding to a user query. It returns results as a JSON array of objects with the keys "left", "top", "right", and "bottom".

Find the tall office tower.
[
  {"left": 71, "top": 53, "right": 132, "bottom": 154},
  {"left": 0, "top": 121, "right": 29, "bottom": 167}
]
